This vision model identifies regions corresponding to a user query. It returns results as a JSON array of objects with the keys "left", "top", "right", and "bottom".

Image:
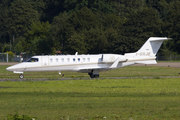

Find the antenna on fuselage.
[{"left": 75, "top": 52, "right": 78, "bottom": 55}]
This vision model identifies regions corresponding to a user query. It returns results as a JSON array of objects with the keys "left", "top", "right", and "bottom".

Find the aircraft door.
[{"left": 41, "top": 56, "right": 49, "bottom": 66}]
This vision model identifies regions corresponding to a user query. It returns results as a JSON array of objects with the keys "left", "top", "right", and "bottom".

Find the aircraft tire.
[
  {"left": 19, "top": 74, "right": 24, "bottom": 79},
  {"left": 90, "top": 75, "right": 94, "bottom": 78},
  {"left": 90, "top": 74, "right": 99, "bottom": 78},
  {"left": 95, "top": 75, "right": 99, "bottom": 78}
]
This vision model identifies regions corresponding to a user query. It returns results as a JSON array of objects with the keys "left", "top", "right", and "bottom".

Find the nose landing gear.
[{"left": 19, "top": 74, "right": 24, "bottom": 79}]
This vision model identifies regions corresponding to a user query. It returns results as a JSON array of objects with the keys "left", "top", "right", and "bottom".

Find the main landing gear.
[
  {"left": 88, "top": 70, "right": 99, "bottom": 78},
  {"left": 19, "top": 74, "right": 24, "bottom": 79}
]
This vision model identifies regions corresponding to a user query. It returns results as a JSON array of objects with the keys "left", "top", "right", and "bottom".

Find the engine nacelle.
[{"left": 101, "top": 54, "right": 126, "bottom": 63}]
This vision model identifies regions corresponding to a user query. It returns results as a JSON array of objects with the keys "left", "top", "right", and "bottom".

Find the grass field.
[
  {"left": 0, "top": 78, "right": 180, "bottom": 120},
  {"left": 0, "top": 65, "right": 180, "bottom": 120}
]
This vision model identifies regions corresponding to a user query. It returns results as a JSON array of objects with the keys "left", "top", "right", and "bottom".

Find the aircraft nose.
[
  {"left": 6, "top": 64, "right": 22, "bottom": 71},
  {"left": 6, "top": 63, "right": 26, "bottom": 72},
  {"left": 6, "top": 66, "right": 14, "bottom": 71}
]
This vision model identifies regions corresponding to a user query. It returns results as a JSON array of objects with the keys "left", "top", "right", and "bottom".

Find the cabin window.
[
  {"left": 73, "top": 58, "right": 75, "bottom": 62},
  {"left": 50, "top": 58, "right": 53, "bottom": 62},
  {"left": 88, "top": 58, "right": 90, "bottom": 62},
  {"left": 56, "top": 58, "right": 58, "bottom": 62},
  {"left": 26, "top": 58, "right": 39, "bottom": 62},
  {"left": 78, "top": 58, "right": 80, "bottom": 62},
  {"left": 67, "top": 58, "right": 70, "bottom": 62},
  {"left": 61, "top": 58, "right": 64, "bottom": 62},
  {"left": 83, "top": 58, "right": 85, "bottom": 62}
]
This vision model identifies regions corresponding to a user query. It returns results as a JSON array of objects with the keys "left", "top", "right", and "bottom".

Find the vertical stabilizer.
[
  {"left": 124, "top": 37, "right": 172, "bottom": 65},
  {"left": 136, "top": 37, "right": 172, "bottom": 57}
]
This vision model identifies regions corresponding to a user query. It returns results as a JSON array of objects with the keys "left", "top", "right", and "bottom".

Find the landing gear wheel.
[
  {"left": 88, "top": 71, "right": 99, "bottom": 78},
  {"left": 90, "top": 75, "right": 95, "bottom": 78},
  {"left": 19, "top": 74, "right": 24, "bottom": 79},
  {"left": 89, "top": 74, "right": 99, "bottom": 78},
  {"left": 95, "top": 75, "right": 99, "bottom": 78}
]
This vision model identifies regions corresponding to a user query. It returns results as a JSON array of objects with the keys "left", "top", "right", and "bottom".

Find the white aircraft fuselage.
[{"left": 6, "top": 37, "right": 172, "bottom": 78}]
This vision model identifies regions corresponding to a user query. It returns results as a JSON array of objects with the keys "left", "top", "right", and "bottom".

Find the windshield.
[{"left": 26, "top": 58, "right": 39, "bottom": 62}]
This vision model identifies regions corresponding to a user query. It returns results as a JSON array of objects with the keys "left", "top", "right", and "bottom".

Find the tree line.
[{"left": 0, "top": 0, "right": 180, "bottom": 56}]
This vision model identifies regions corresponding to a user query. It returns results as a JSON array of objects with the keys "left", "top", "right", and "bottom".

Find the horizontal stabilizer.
[{"left": 110, "top": 57, "right": 127, "bottom": 68}]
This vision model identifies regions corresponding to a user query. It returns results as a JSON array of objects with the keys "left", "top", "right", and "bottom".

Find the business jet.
[{"left": 6, "top": 37, "right": 171, "bottom": 79}]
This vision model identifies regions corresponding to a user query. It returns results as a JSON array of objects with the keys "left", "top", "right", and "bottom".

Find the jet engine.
[{"left": 101, "top": 54, "right": 126, "bottom": 63}]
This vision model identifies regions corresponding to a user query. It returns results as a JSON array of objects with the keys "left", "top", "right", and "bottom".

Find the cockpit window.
[{"left": 26, "top": 58, "right": 39, "bottom": 62}]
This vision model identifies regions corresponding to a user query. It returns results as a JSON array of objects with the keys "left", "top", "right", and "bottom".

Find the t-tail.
[{"left": 124, "top": 37, "right": 172, "bottom": 64}]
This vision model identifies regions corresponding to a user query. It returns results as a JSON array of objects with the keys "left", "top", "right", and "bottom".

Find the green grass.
[
  {"left": 1, "top": 65, "right": 180, "bottom": 79},
  {"left": 0, "top": 78, "right": 180, "bottom": 119},
  {"left": 0, "top": 65, "right": 180, "bottom": 119}
]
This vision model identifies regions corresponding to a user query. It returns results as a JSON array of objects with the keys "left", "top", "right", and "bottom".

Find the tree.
[
  {"left": 111, "top": 0, "right": 146, "bottom": 16},
  {"left": 9, "top": 0, "right": 40, "bottom": 37},
  {"left": 67, "top": 32, "right": 87, "bottom": 54},
  {"left": 51, "top": 7, "right": 99, "bottom": 54},
  {"left": 117, "top": 8, "right": 162, "bottom": 54},
  {"left": 82, "top": 27, "right": 108, "bottom": 54},
  {"left": 30, "top": 0, "right": 46, "bottom": 21},
  {"left": 51, "top": 12, "right": 72, "bottom": 54},
  {"left": 1, "top": 0, "right": 179, "bottom": 55},
  {"left": 104, "top": 28, "right": 119, "bottom": 53},
  {"left": 0, "top": 0, "right": 13, "bottom": 45},
  {"left": 64, "top": 0, "right": 88, "bottom": 12},
  {"left": 42, "top": 0, "right": 64, "bottom": 22},
  {"left": 23, "top": 21, "right": 52, "bottom": 54},
  {"left": 68, "top": 7, "right": 98, "bottom": 31},
  {"left": 162, "top": 1, "right": 180, "bottom": 54},
  {"left": 90, "top": 0, "right": 117, "bottom": 14},
  {"left": 101, "top": 14, "right": 125, "bottom": 53}
]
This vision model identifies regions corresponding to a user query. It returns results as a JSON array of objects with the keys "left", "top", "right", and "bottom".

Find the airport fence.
[
  {"left": 0, "top": 53, "right": 8, "bottom": 62},
  {"left": 0, "top": 53, "right": 32, "bottom": 62},
  {"left": 156, "top": 54, "right": 180, "bottom": 61}
]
